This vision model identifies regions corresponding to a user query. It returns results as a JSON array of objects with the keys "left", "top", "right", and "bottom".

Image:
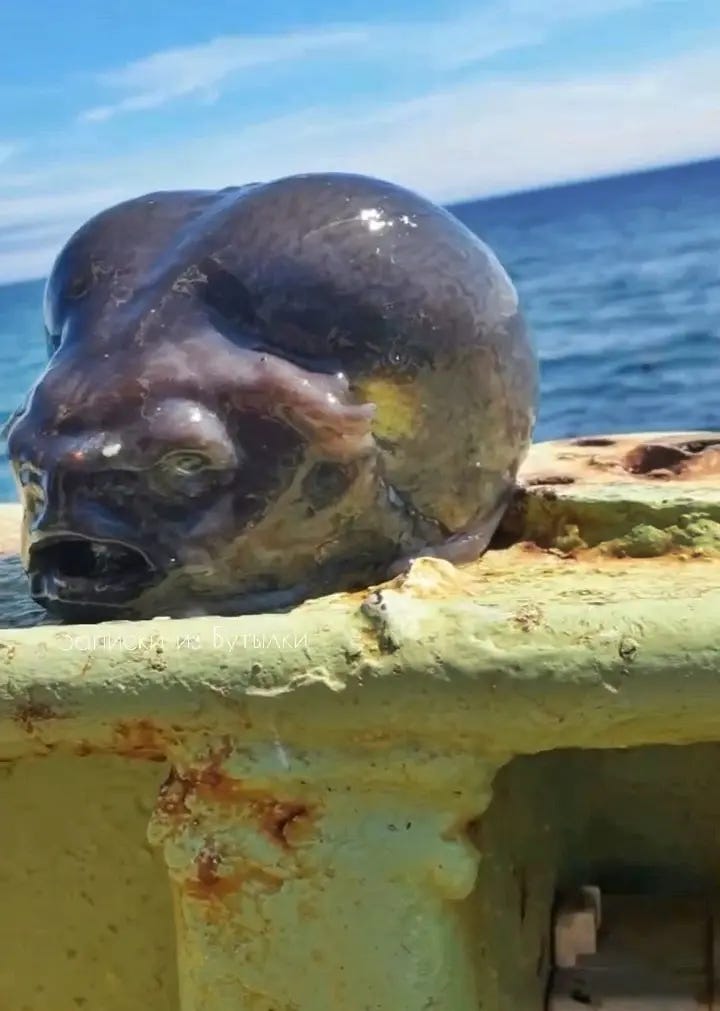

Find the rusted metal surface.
[
  {"left": 520, "top": 431, "right": 720, "bottom": 486},
  {"left": 496, "top": 430, "right": 720, "bottom": 559},
  {"left": 0, "top": 432, "right": 718, "bottom": 1010}
]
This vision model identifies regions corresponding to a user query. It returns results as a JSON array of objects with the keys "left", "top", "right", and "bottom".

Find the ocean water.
[{"left": 0, "top": 157, "right": 718, "bottom": 503}]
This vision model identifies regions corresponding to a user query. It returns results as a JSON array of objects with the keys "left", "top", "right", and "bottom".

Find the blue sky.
[{"left": 0, "top": 0, "right": 718, "bottom": 282}]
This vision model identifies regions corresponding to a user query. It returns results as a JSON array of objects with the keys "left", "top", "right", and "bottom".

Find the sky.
[{"left": 0, "top": 0, "right": 718, "bottom": 283}]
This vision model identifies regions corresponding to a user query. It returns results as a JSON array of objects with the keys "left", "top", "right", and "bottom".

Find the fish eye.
[{"left": 159, "top": 450, "right": 212, "bottom": 477}]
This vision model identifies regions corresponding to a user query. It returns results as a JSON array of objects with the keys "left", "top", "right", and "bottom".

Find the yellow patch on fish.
[{"left": 356, "top": 377, "right": 420, "bottom": 440}]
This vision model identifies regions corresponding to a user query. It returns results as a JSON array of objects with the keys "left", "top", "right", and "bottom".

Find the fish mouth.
[{"left": 28, "top": 535, "right": 160, "bottom": 618}]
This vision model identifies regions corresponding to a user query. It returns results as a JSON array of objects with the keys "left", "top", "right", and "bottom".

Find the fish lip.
[{"left": 27, "top": 532, "right": 162, "bottom": 613}]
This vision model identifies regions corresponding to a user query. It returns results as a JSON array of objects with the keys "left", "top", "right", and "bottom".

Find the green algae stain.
[
  {"left": 602, "top": 524, "right": 673, "bottom": 558},
  {"left": 554, "top": 524, "right": 588, "bottom": 554},
  {"left": 601, "top": 513, "right": 720, "bottom": 558}
]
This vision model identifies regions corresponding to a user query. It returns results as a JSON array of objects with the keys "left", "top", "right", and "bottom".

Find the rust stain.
[
  {"left": 153, "top": 763, "right": 235, "bottom": 822},
  {"left": 521, "top": 432, "right": 720, "bottom": 486},
  {"left": 624, "top": 438, "right": 720, "bottom": 480},
  {"left": 72, "top": 723, "right": 169, "bottom": 761},
  {"left": 14, "top": 698, "right": 58, "bottom": 733},
  {"left": 156, "top": 767, "right": 193, "bottom": 817},
  {"left": 112, "top": 719, "right": 168, "bottom": 761},
  {"left": 155, "top": 762, "right": 317, "bottom": 848},
  {"left": 258, "top": 800, "right": 312, "bottom": 849},
  {"left": 185, "top": 840, "right": 285, "bottom": 902},
  {"left": 185, "top": 864, "right": 283, "bottom": 902},
  {"left": 196, "top": 775, "right": 316, "bottom": 847},
  {"left": 196, "top": 843, "right": 223, "bottom": 888}
]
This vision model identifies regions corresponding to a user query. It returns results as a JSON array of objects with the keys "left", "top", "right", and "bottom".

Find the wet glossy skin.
[{"left": 6, "top": 172, "right": 538, "bottom": 621}]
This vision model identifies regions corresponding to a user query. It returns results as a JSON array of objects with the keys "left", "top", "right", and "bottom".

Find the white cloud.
[
  {"left": 77, "top": 0, "right": 677, "bottom": 123},
  {"left": 0, "top": 10, "right": 715, "bottom": 284},
  {"left": 344, "top": 50, "right": 720, "bottom": 201},
  {"left": 62, "top": 46, "right": 720, "bottom": 201},
  {"left": 80, "top": 28, "right": 370, "bottom": 123},
  {"left": 0, "top": 188, "right": 129, "bottom": 228}
]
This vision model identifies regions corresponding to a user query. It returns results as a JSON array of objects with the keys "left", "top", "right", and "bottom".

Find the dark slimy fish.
[{"left": 6, "top": 172, "right": 538, "bottom": 621}]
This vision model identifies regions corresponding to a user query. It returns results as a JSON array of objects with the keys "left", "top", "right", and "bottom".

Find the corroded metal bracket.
[{"left": 147, "top": 743, "right": 494, "bottom": 1009}]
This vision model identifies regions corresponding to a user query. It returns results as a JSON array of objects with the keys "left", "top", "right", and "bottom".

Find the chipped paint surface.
[{"left": 0, "top": 432, "right": 718, "bottom": 1009}]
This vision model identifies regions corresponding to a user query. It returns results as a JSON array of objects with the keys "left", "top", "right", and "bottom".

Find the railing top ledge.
[{"left": 0, "top": 430, "right": 719, "bottom": 759}]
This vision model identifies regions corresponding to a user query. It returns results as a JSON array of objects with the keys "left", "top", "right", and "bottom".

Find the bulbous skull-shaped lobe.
[{"left": 6, "top": 172, "right": 538, "bottom": 621}]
